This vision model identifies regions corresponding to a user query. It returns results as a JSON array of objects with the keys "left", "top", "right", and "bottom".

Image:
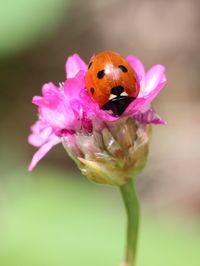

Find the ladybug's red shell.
[{"left": 85, "top": 51, "right": 139, "bottom": 107}]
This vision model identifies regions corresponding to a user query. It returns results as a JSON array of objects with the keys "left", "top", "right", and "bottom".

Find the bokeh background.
[{"left": 0, "top": 0, "right": 200, "bottom": 265}]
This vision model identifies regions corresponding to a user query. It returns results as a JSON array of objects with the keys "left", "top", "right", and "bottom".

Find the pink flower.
[
  {"left": 33, "top": 81, "right": 82, "bottom": 131},
  {"left": 28, "top": 120, "right": 60, "bottom": 171},
  {"left": 28, "top": 52, "right": 166, "bottom": 171},
  {"left": 126, "top": 56, "right": 166, "bottom": 114}
]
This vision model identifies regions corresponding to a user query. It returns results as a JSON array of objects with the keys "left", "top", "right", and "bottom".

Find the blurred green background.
[{"left": 0, "top": 0, "right": 200, "bottom": 265}]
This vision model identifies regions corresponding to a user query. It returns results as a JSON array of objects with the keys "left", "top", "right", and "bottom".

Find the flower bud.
[{"left": 62, "top": 116, "right": 151, "bottom": 186}]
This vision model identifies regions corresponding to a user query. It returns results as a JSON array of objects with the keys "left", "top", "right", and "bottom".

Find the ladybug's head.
[{"left": 85, "top": 51, "right": 139, "bottom": 116}]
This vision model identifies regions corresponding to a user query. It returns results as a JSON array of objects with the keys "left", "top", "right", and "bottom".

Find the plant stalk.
[{"left": 120, "top": 179, "right": 140, "bottom": 266}]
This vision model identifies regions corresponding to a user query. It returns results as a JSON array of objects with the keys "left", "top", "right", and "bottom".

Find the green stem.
[{"left": 120, "top": 179, "right": 140, "bottom": 266}]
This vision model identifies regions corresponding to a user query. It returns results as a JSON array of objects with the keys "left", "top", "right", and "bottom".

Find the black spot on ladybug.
[
  {"left": 88, "top": 62, "right": 93, "bottom": 69},
  {"left": 90, "top": 88, "right": 95, "bottom": 95},
  {"left": 97, "top": 69, "right": 105, "bottom": 79},
  {"left": 118, "top": 65, "right": 128, "bottom": 73}
]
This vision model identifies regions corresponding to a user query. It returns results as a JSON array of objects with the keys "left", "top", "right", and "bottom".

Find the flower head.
[{"left": 28, "top": 51, "right": 166, "bottom": 185}]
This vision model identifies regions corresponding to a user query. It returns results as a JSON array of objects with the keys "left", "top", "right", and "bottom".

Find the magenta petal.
[
  {"left": 133, "top": 108, "right": 166, "bottom": 125},
  {"left": 125, "top": 96, "right": 145, "bottom": 113},
  {"left": 28, "top": 120, "right": 53, "bottom": 147},
  {"left": 65, "top": 54, "right": 87, "bottom": 79},
  {"left": 28, "top": 137, "right": 61, "bottom": 171},
  {"left": 143, "top": 64, "right": 166, "bottom": 96},
  {"left": 125, "top": 64, "right": 166, "bottom": 113},
  {"left": 127, "top": 78, "right": 166, "bottom": 113},
  {"left": 32, "top": 96, "right": 43, "bottom": 106},
  {"left": 41, "top": 104, "right": 75, "bottom": 129},
  {"left": 126, "top": 55, "right": 146, "bottom": 87},
  {"left": 96, "top": 108, "right": 120, "bottom": 122},
  {"left": 33, "top": 81, "right": 81, "bottom": 130},
  {"left": 28, "top": 127, "right": 52, "bottom": 147},
  {"left": 28, "top": 121, "right": 53, "bottom": 147},
  {"left": 64, "top": 71, "right": 85, "bottom": 98},
  {"left": 42, "top": 82, "right": 59, "bottom": 95},
  {"left": 141, "top": 79, "right": 166, "bottom": 107}
]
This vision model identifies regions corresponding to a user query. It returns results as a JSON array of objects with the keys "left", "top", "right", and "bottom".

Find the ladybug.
[{"left": 85, "top": 51, "right": 139, "bottom": 116}]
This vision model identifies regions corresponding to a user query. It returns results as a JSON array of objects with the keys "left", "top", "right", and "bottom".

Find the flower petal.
[
  {"left": 140, "top": 79, "right": 166, "bottom": 107},
  {"left": 33, "top": 82, "right": 81, "bottom": 130},
  {"left": 28, "top": 127, "right": 53, "bottom": 147},
  {"left": 126, "top": 55, "right": 146, "bottom": 87},
  {"left": 125, "top": 64, "right": 166, "bottom": 114},
  {"left": 28, "top": 120, "right": 54, "bottom": 147},
  {"left": 64, "top": 71, "right": 85, "bottom": 98},
  {"left": 126, "top": 78, "right": 166, "bottom": 113},
  {"left": 133, "top": 108, "right": 167, "bottom": 125},
  {"left": 143, "top": 64, "right": 166, "bottom": 96},
  {"left": 65, "top": 54, "right": 87, "bottom": 79},
  {"left": 32, "top": 96, "right": 43, "bottom": 106},
  {"left": 28, "top": 137, "right": 61, "bottom": 171}
]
